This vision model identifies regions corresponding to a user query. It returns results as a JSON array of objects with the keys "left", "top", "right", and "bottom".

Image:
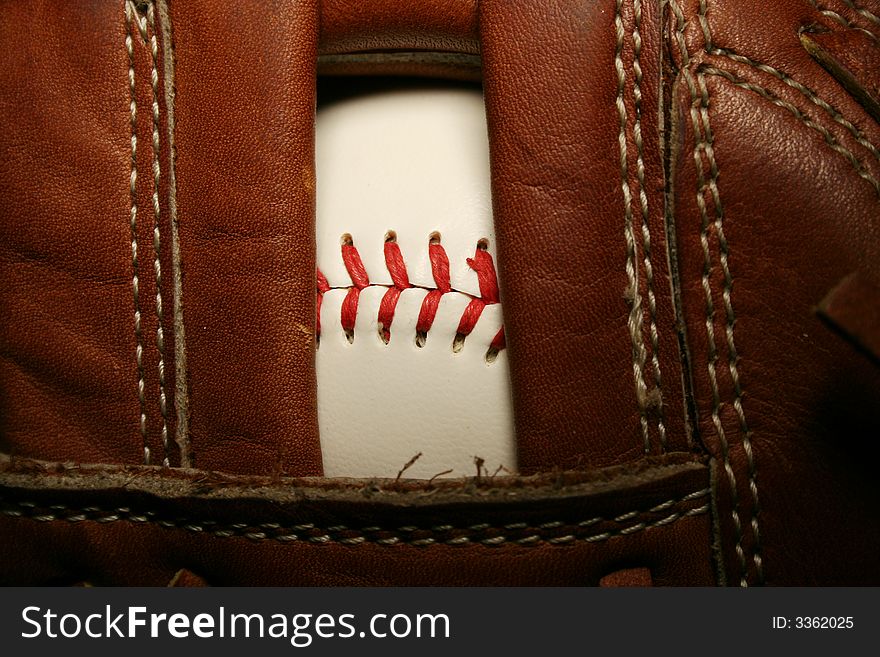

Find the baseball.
[{"left": 315, "top": 81, "right": 517, "bottom": 479}]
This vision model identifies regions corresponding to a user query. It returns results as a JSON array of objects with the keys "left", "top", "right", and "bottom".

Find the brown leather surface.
[
  {"left": 481, "top": 0, "right": 690, "bottom": 472},
  {"left": 318, "top": 0, "right": 479, "bottom": 56},
  {"left": 0, "top": 457, "right": 714, "bottom": 586},
  {"left": 2, "top": 0, "right": 879, "bottom": 586},
  {"left": 317, "top": 0, "right": 480, "bottom": 78},
  {"left": 817, "top": 272, "right": 880, "bottom": 364},
  {"left": 599, "top": 567, "right": 654, "bottom": 587},
  {"left": 167, "top": 0, "right": 322, "bottom": 476},
  {"left": 667, "top": 0, "right": 880, "bottom": 585},
  {"left": 0, "top": 0, "right": 177, "bottom": 466},
  {"left": 802, "top": 27, "right": 880, "bottom": 123}
]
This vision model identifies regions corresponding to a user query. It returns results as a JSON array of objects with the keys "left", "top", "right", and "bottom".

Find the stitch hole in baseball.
[{"left": 315, "top": 76, "right": 517, "bottom": 479}]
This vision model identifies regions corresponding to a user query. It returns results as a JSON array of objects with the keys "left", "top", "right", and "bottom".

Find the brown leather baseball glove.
[{"left": 1, "top": 0, "right": 878, "bottom": 586}]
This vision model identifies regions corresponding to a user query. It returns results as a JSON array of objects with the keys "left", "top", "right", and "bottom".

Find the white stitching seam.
[
  {"left": 702, "top": 66, "right": 880, "bottom": 196},
  {"left": 844, "top": 0, "right": 880, "bottom": 26},
  {"left": 634, "top": 0, "right": 667, "bottom": 449},
  {"left": 710, "top": 47, "right": 880, "bottom": 166},
  {"left": 690, "top": 71, "right": 750, "bottom": 588},
  {"left": 699, "top": 0, "right": 764, "bottom": 585},
  {"left": 617, "top": 0, "right": 652, "bottom": 454},
  {"left": 0, "top": 488, "right": 710, "bottom": 547},
  {"left": 145, "top": 2, "right": 171, "bottom": 467},
  {"left": 125, "top": 1, "right": 150, "bottom": 465},
  {"left": 807, "top": 0, "right": 880, "bottom": 41}
]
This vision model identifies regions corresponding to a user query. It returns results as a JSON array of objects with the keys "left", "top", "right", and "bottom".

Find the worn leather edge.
[
  {"left": 0, "top": 455, "right": 710, "bottom": 551},
  {"left": 317, "top": 0, "right": 480, "bottom": 58},
  {"left": 156, "top": 0, "right": 190, "bottom": 467},
  {"left": 167, "top": 0, "right": 323, "bottom": 476},
  {"left": 800, "top": 29, "right": 880, "bottom": 124},
  {"left": 0, "top": 452, "right": 705, "bottom": 504},
  {"left": 816, "top": 271, "right": 880, "bottom": 365},
  {"left": 317, "top": 52, "right": 482, "bottom": 80},
  {"left": 661, "top": 0, "right": 701, "bottom": 455}
]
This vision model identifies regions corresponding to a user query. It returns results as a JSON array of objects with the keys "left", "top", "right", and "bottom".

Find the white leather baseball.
[{"left": 316, "top": 82, "right": 517, "bottom": 479}]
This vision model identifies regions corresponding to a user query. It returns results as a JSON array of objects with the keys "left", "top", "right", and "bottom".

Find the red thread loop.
[
  {"left": 378, "top": 240, "right": 411, "bottom": 343},
  {"left": 384, "top": 239, "right": 410, "bottom": 289},
  {"left": 340, "top": 242, "right": 369, "bottom": 338},
  {"left": 468, "top": 246, "right": 501, "bottom": 304},
  {"left": 416, "top": 242, "right": 452, "bottom": 337},
  {"left": 455, "top": 246, "right": 501, "bottom": 339},
  {"left": 315, "top": 235, "right": 506, "bottom": 359}
]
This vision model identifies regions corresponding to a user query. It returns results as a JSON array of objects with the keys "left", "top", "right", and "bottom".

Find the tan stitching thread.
[
  {"left": 687, "top": 69, "right": 749, "bottom": 587},
  {"left": 700, "top": 0, "right": 764, "bottom": 585},
  {"left": 808, "top": 0, "right": 880, "bottom": 41},
  {"left": 0, "top": 488, "right": 710, "bottom": 547},
  {"left": 668, "top": 0, "right": 691, "bottom": 67},
  {"left": 617, "top": 0, "right": 652, "bottom": 453},
  {"left": 125, "top": 1, "right": 150, "bottom": 465},
  {"left": 710, "top": 48, "right": 880, "bottom": 165},
  {"left": 144, "top": 2, "right": 170, "bottom": 467},
  {"left": 844, "top": 0, "right": 880, "bottom": 25},
  {"left": 671, "top": 0, "right": 750, "bottom": 587},
  {"left": 702, "top": 66, "right": 880, "bottom": 195},
  {"left": 696, "top": 0, "right": 713, "bottom": 50},
  {"left": 634, "top": 0, "right": 667, "bottom": 449},
  {"left": 669, "top": 0, "right": 766, "bottom": 587}
]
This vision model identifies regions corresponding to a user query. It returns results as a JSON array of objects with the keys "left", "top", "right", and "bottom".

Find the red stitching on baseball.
[
  {"left": 378, "top": 238, "right": 410, "bottom": 344},
  {"left": 340, "top": 235, "right": 370, "bottom": 342},
  {"left": 415, "top": 239, "right": 453, "bottom": 346},
  {"left": 316, "top": 234, "right": 506, "bottom": 359}
]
